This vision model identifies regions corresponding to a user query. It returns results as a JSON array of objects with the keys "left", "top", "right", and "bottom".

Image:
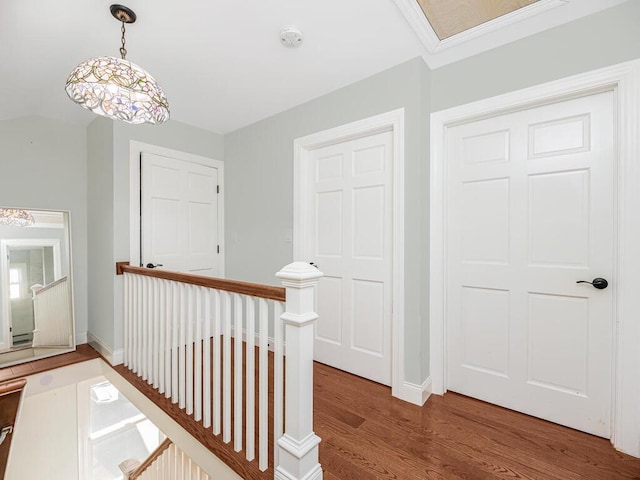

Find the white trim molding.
[
  {"left": 128, "top": 141, "right": 226, "bottom": 277},
  {"left": 430, "top": 59, "right": 640, "bottom": 457},
  {"left": 392, "top": 0, "right": 629, "bottom": 69},
  {"left": 401, "top": 377, "right": 432, "bottom": 407},
  {"left": 293, "top": 109, "right": 407, "bottom": 402},
  {"left": 88, "top": 332, "right": 124, "bottom": 366}
]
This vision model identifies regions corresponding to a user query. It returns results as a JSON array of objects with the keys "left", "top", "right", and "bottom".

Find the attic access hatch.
[{"left": 416, "top": 0, "right": 539, "bottom": 39}]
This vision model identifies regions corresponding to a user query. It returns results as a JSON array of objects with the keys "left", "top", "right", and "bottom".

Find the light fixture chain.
[{"left": 120, "top": 21, "right": 127, "bottom": 59}]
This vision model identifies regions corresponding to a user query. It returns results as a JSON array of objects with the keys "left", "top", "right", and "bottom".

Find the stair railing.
[{"left": 116, "top": 261, "right": 323, "bottom": 479}]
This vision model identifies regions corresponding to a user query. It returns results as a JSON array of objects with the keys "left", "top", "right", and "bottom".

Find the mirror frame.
[{"left": 0, "top": 207, "right": 75, "bottom": 367}]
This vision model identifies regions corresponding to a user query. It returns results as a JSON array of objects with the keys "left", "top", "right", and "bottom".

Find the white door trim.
[
  {"left": 293, "top": 109, "right": 409, "bottom": 402},
  {"left": 129, "top": 141, "right": 226, "bottom": 277},
  {"left": 430, "top": 60, "right": 640, "bottom": 456}
]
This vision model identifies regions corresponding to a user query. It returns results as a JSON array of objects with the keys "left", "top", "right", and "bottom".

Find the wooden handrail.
[
  {"left": 0, "top": 378, "right": 27, "bottom": 480},
  {"left": 0, "top": 379, "right": 26, "bottom": 397},
  {"left": 129, "top": 438, "right": 173, "bottom": 480},
  {"left": 31, "top": 276, "right": 68, "bottom": 296},
  {"left": 116, "top": 262, "right": 286, "bottom": 302}
]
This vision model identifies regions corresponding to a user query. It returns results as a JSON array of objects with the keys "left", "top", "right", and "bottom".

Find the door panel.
[
  {"left": 307, "top": 131, "right": 393, "bottom": 386},
  {"left": 142, "top": 152, "right": 219, "bottom": 277},
  {"left": 460, "top": 286, "right": 510, "bottom": 377},
  {"left": 447, "top": 90, "right": 614, "bottom": 437}
]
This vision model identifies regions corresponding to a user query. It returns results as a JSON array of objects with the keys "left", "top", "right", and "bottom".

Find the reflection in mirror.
[{"left": 0, "top": 208, "right": 74, "bottom": 367}]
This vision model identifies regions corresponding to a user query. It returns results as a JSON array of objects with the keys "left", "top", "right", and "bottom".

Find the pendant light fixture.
[
  {"left": 0, "top": 209, "right": 35, "bottom": 227},
  {"left": 65, "top": 4, "right": 169, "bottom": 125}
]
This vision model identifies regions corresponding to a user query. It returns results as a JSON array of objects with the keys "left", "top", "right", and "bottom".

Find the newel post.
[{"left": 275, "top": 262, "right": 323, "bottom": 480}]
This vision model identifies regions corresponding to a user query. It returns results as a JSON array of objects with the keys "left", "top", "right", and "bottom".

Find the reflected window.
[
  {"left": 9, "top": 265, "right": 26, "bottom": 299},
  {"left": 87, "top": 380, "right": 164, "bottom": 480}
]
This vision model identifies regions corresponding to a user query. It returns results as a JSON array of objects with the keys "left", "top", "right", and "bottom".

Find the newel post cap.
[{"left": 276, "top": 262, "right": 323, "bottom": 287}]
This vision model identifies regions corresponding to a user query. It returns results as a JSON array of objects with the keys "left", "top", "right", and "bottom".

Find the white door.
[
  {"left": 141, "top": 152, "right": 220, "bottom": 276},
  {"left": 446, "top": 90, "right": 614, "bottom": 437},
  {"left": 304, "top": 131, "right": 393, "bottom": 385}
]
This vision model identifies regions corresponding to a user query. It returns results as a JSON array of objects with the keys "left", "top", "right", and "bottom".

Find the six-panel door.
[{"left": 446, "top": 90, "right": 615, "bottom": 437}]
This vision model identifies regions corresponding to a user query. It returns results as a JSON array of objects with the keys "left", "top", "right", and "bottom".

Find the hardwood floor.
[
  {"left": 2, "top": 341, "right": 636, "bottom": 478},
  {"left": 315, "top": 362, "right": 640, "bottom": 479},
  {"left": 0, "top": 344, "right": 99, "bottom": 383},
  {"left": 112, "top": 344, "right": 640, "bottom": 480}
]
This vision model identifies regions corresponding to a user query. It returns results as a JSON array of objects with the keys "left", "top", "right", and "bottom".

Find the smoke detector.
[{"left": 280, "top": 25, "right": 303, "bottom": 48}]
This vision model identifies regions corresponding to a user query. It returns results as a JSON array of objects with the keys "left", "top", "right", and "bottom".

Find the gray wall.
[
  {"left": 0, "top": 116, "right": 88, "bottom": 341},
  {"left": 431, "top": 1, "right": 640, "bottom": 111},
  {"left": 87, "top": 117, "right": 114, "bottom": 349},
  {"left": 224, "top": 58, "right": 431, "bottom": 384}
]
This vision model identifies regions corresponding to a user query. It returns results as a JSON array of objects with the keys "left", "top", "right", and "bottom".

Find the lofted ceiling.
[{"left": 0, "top": 0, "right": 630, "bottom": 134}]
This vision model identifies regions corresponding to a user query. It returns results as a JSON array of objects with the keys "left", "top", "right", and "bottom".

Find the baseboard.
[
  {"left": 87, "top": 332, "right": 124, "bottom": 366},
  {"left": 399, "top": 377, "right": 432, "bottom": 406},
  {"left": 75, "top": 332, "right": 88, "bottom": 345}
]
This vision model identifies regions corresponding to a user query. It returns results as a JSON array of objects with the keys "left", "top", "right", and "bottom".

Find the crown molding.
[{"left": 393, "top": 0, "right": 630, "bottom": 69}]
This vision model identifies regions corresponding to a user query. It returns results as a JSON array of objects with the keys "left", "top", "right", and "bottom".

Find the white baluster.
[
  {"left": 172, "top": 282, "right": 180, "bottom": 404},
  {"left": 170, "top": 444, "right": 177, "bottom": 479},
  {"left": 164, "top": 446, "right": 170, "bottom": 480},
  {"left": 130, "top": 273, "right": 135, "bottom": 371},
  {"left": 275, "top": 262, "right": 323, "bottom": 480},
  {"left": 233, "top": 293, "right": 243, "bottom": 452},
  {"left": 187, "top": 285, "right": 195, "bottom": 415},
  {"left": 142, "top": 277, "right": 153, "bottom": 380},
  {"left": 164, "top": 280, "right": 172, "bottom": 399},
  {"left": 152, "top": 277, "right": 160, "bottom": 389},
  {"left": 245, "top": 296, "right": 255, "bottom": 462},
  {"left": 258, "top": 297, "right": 268, "bottom": 471},
  {"left": 203, "top": 288, "right": 212, "bottom": 428},
  {"left": 195, "top": 287, "right": 203, "bottom": 422},
  {"left": 158, "top": 279, "right": 166, "bottom": 395},
  {"left": 179, "top": 283, "right": 187, "bottom": 409},
  {"left": 148, "top": 277, "right": 154, "bottom": 387},
  {"left": 222, "top": 290, "right": 231, "bottom": 443},
  {"left": 139, "top": 275, "right": 144, "bottom": 376},
  {"left": 212, "top": 289, "right": 221, "bottom": 435},
  {"left": 133, "top": 275, "right": 140, "bottom": 374},
  {"left": 124, "top": 273, "right": 130, "bottom": 367}
]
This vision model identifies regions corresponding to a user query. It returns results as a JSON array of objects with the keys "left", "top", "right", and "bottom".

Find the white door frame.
[
  {"left": 430, "top": 60, "right": 640, "bottom": 456},
  {"left": 0, "top": 238, "right": 62, "bottom": 349},
  {"left": 129, "top": 141, "right": 226, "bottom": 277},
  {"left": 293, "top": 109, "right": 409, "bottom": 402}
]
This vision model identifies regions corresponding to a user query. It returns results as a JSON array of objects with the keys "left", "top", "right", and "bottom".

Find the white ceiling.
[
  {"left": 1, "top": 0, "right": 424, "bottom": 134},
  {"left": 0, "top": 0, "right": 629, "bottom": 134}
]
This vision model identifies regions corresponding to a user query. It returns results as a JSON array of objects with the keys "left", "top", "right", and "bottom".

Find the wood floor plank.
[{"left": 314, "top": 362, "right": 640, "bottom": 480}]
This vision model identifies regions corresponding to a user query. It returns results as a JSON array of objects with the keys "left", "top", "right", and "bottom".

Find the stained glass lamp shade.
[
  {"left": 0, "top": 209, "right": 34, "bottom": 227},
  {"left": 65, "top": 5, "right": 169, "bottom": 125},
  {"left": 65, "top": 56, "right": 169, "bottom": 125}
]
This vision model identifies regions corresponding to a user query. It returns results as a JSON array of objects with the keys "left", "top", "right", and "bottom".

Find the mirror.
[{"left": 0, "top": 207, "right": 74, "bottom": 367}]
